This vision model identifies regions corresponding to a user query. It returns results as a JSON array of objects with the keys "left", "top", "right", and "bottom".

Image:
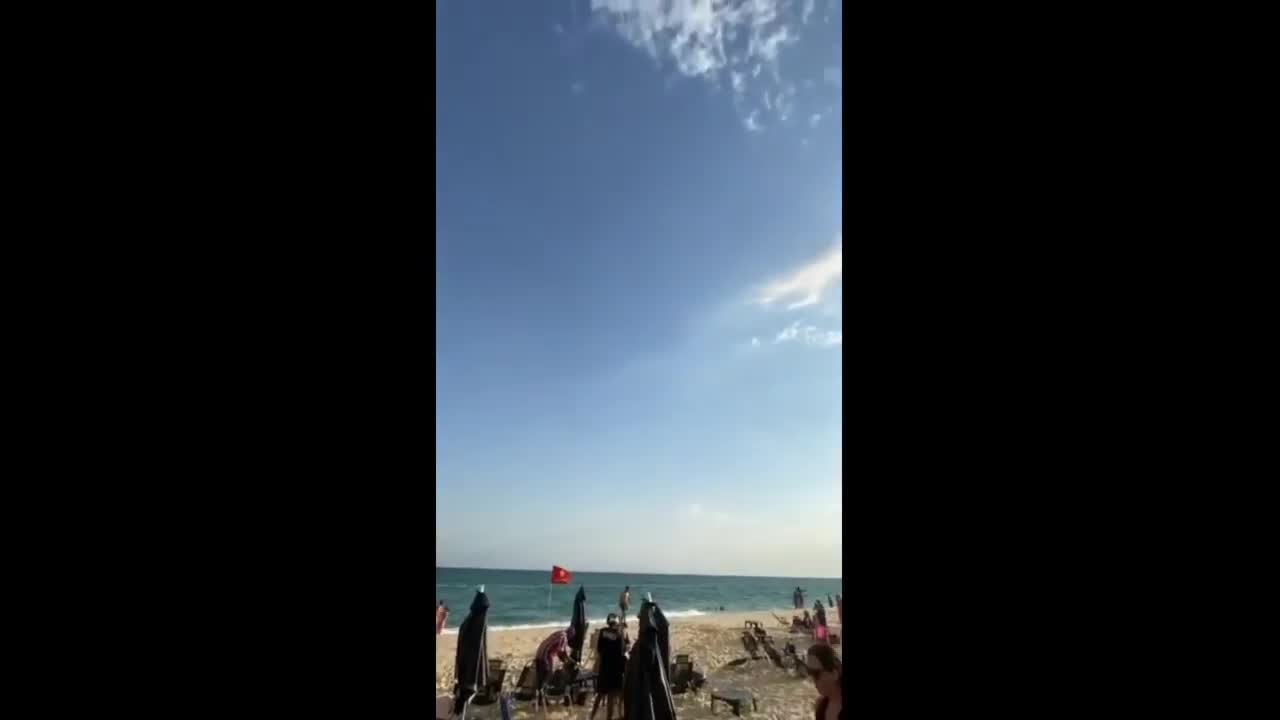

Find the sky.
[{"left": 436, "top": 0, "right": 842, "bottom": 578}]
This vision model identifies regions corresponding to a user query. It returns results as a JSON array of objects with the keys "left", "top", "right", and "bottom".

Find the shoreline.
[{"left": 439, "top": 607, "right": 786, "bottom": 635}]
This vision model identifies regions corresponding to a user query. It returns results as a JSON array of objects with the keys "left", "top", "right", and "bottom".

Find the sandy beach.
[{"left": 436, "top": 609, "right": 841, "bottom": 720}]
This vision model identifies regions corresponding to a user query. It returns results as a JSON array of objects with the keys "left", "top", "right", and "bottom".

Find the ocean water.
[{"left": 436, "top": 567, "right": 843, "bottom": 633}]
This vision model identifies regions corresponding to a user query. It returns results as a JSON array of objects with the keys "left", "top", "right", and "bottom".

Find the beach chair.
[
  {"left": 759, "top": 638, "right": 787, "bottom": 670},
  {"left": 781, "top": 641, "right": 810, "bottom": 676},
  {"left": 512, "top": 663, "right": 539, "bottom": 702},
  {"left": 738, "top": 631, "right": 764, "bottom": 660},
  {"left": 472, "top": 660, "right": 507, "bottom": 706},
  {"left": 543, "top": 667, "right": 573, "bottom": 706},
  {"left": 670, "top": 654, "right": 705, "bottom": 694}
]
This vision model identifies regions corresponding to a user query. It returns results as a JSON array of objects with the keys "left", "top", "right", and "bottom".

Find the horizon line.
[{"left": 435, "top": 565, "right": 843, "bottom": 581}]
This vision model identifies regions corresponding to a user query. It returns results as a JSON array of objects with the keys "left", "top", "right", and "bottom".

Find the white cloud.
[
  {"left": 756, "top": 238, "right": 842, "bottom": 309},
  {"left": 802, "top": 0, "right": 816, "bottom": 24},
  {"left": 591, "top": 0, "right": 807, "bottom": 129},
  {"left": 751, "top": 337, "right": 761, "bottom": 347},
  {"left": 744, "top": 109, "right": 763, "bottom": 132},
  {"left": 774, "top": 320, "right": 842, "bottom": 348},
  {"left": 809, "top": 113, "right": 822, "bottom": 128}
]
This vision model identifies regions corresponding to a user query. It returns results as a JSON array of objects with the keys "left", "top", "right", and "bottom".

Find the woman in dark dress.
[
  {"left": 590, "top": 614, "right": 627, "bottom": 720},
  {"left": 807, "top": 644, "right": 843, "bottom": 720}
]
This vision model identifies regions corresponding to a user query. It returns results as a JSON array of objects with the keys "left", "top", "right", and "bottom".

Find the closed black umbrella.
[
  {"left": 569, "top": 586, "right": 589, "bottom": 663},
  {"left": 623, "top": 601, "right": 676, "bottom": 720},
  {"left": 644, "top": 599, "right": 671, "bottom": 676},
  {"left": 452, "top": 589, "right": 490, "bottom": 717}
]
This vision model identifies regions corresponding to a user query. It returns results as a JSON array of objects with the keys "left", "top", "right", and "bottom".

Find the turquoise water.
[{"left": 436, "top": 567, "right": 842, "bottom": 632}]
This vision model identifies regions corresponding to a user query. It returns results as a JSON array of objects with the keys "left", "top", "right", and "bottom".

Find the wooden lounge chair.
[
  {"left": 759, "top": 638, "right": 787, "bottom": 670},
  {"left": 738, "top": 631, "right": 763, "bottom": 660}
]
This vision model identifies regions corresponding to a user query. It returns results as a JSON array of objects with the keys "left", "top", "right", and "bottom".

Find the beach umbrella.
[
  {"left": 569, "top": 585, "right": 589, "bottom": 663},
  {"left": 623, "top": 602, "right": 677, "bottom": 720},
  {"left": 642, "top": 598, "right": 671, "bottom": 676},
  {"left": 452, "top": 588, "right": 490, "bottom": 718}
]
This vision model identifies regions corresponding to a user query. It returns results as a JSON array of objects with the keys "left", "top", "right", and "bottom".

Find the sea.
[{"left": 436, "top": 567, "right": 843, "bottom": 634}]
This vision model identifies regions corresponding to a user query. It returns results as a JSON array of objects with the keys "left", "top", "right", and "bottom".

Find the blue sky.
[{"left": 436, "top": 0, "right": 842, "bottom": 578}]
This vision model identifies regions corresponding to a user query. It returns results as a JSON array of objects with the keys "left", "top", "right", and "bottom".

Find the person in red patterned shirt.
[{"left": 534, "top": 626, "right": 579, "bottom": 698}]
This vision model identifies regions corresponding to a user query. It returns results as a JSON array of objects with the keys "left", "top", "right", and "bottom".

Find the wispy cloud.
[
  {"left": 774, "top": 320, "right": 842, "bottom": 348},
  {"left": 809, "top": 113, "right": 822, "bottom": 128},
  {"left": 590, "top": 0, "right": 811, "bottom": 130},
  {"left": 751, "top": 337, "right": 761, "bottom": 347},
  {"left": 571, "top": 81, "right": 586, "bottom": 95},
  {"left": 744, "top": 109, "right": 763, "bottom": 132},
  {"left": 755, "top": 238, "right": 842, "bottom": 310}
]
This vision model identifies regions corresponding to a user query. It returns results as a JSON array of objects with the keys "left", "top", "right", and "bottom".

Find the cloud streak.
[
  {"left": 774, "top": 320, "right": 842, "bottom": 348},
  {"left": 755, "top": 238, "right": 842, "bottom": 310},
  {"left": 590, "top": 0, "right": 810, "bottom": 131}
]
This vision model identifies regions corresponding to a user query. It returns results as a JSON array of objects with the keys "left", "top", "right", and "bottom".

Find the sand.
[{"left": 436, "top": 609, "right": 841, "bottom": 720}]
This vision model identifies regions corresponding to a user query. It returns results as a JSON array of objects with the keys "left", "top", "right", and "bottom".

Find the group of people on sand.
[
  {"left": 532, "top": 588, "right": 635, "bottom": 720},
  {"left": 438, "top": 584, "right": 842, "bottom": 720}
]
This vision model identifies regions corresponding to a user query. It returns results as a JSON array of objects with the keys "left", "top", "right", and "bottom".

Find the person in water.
[
  {"left": 590, "top": 614, "right": 627, "bottom": 720},
  {"left": 807, "top": 643, "right": 843, "bottom": 720}
]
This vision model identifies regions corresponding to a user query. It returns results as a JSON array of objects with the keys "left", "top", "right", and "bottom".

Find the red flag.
[{"left": 551, "top": 565, "right": 572, "bottom": 585}]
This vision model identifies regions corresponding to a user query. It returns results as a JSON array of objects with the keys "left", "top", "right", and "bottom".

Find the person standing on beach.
[
  {"left": 807, "top": 644, "right": 844, "bottom": 720},
  {"left": 812, "top": 601, "right": 830, "bottom": 643},
  {"left": 835, "top": 594, "right": 843, "bottom": 624},
  {"left": 618, "top": 586, "right": 630, "bottom": 620},
  {"left": 435, "top": 600, "right": 449, "bottom": 636},
  {"left": 590, "top": 614, "right": 626, "bottom": 720},
  {"left": 827, "top": 593, "right": 834, "bottom": 608}
]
